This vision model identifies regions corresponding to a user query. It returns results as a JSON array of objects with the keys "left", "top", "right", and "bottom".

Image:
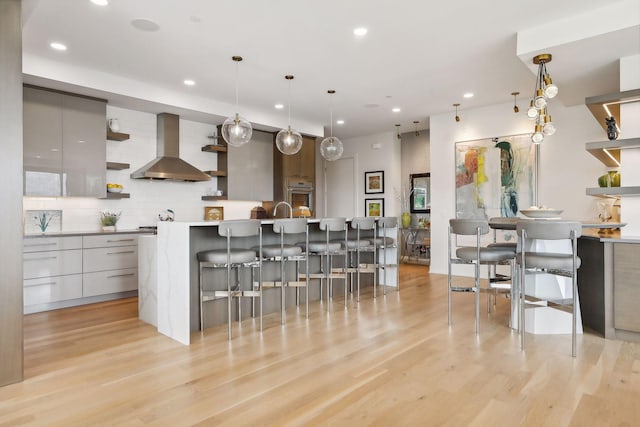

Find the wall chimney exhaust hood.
[{"left": 130, "top": 113, "right": 211, "bottom": 182}]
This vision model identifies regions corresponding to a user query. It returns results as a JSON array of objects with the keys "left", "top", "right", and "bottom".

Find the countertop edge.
[{"left": 24, "top": 229, "right": 155, "bottom": 238}]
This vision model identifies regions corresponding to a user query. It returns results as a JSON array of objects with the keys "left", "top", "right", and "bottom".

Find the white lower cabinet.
[{"left": 23, "top": 233, "right": 139, "bottom": 312}]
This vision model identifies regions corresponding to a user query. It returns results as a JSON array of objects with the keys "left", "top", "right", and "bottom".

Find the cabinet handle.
[
  {"left": 106, "top": 250, "right": 135, "bottom": 255},
  {"left": 106, "top": 273, "right": 135, "bottom": 279},
  {"left": 24, "top": 242, "right": 58, "bottom": 247},
  {"left": 106, "top": 239, "right": 135, "bottom": 243},
  {"left": 24, "top": 280, "right": 57, "bottom": 288},
  {"left": 25, "top": 256, "right": 58, "bottom": 261}
]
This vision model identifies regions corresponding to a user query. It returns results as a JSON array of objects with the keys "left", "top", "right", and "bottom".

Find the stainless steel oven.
[{"left": 286, "top": 177, "right": 314, "bottom": 216}]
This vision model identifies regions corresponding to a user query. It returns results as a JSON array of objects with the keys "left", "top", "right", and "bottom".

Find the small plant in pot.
[{"left": 100, "top": 210, "right": 121, "bottom": 231}]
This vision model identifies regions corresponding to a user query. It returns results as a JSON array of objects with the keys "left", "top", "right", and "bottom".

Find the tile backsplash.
[{"left": 23, "top": 105, "right": 263, "bottom": 232}]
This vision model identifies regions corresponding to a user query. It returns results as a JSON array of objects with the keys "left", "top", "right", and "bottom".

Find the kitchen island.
[{"left": 154, "top": 219, "right": 398, "bottom": 345}]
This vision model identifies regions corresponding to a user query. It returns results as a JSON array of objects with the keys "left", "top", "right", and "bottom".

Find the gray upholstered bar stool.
[
  {"left": 301, "top": 217, "right": 348, "bottom": 307},
  {"left": 341, "top": 217, "right": 375, "bottom": 302},
  {"left": 372, "top": 217, "right": 398, "bottom": 296},
  {"left": 197, "top": 219, "right": 263, "bottom": 340},
  {"left": 448, "top": 218, "right": 515, "bottom": 334},
  {"left": 260, "top": 218, "right": 309, "bottom": 324},
  {"left": 516, "top": 220, "right": 582, "bottom": 357}
]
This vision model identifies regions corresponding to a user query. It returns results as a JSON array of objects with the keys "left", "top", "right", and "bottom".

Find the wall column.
[{"left": 0, "top": 0, "right": 24, "bottom": 386}]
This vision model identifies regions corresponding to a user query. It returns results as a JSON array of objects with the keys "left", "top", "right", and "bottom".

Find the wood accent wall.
[{"left": 0, "top": 0, "right": 24, "bottom": 386}]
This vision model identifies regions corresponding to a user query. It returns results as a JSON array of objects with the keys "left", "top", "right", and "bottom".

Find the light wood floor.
[{"left": 2, "top": 265, "right": 640, "bottom": 426}]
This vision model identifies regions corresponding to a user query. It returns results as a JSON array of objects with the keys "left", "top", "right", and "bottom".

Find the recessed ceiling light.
[
  {"left": 131, "top": 18, "right": 160, "bottom": 32},
  {"left": 50, "top": 42, "right": 67, "bottom": 51},
  {"left": 336, "top": 120, "right": 345, "bottom": 125},
  {"left": 392, "top": 107, "right": 401, "bottom": 113},
  {"left": 463, "top": 92, "right": 474, "bottom": 98},
  {"left": 183, "top": 79, "right": 195, "bottom": 86},
  {"left": 353, "top": 27, "right": 368, "bottom": 36},
  {"left": 274, "top": 103, "right": 284, "bottom": 110},
  {"left": 90, "top": 0, "right": 109, "bottom": 5}
]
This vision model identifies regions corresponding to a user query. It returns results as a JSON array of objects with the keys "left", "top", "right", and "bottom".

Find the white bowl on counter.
[{"left": 520, "top": 208, "right": 563, "bottom": 219}]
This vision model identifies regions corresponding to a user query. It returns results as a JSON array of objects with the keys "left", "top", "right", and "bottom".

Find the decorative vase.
[
  {"left": 605, "top": 116, "right": 618, "bottom": 141},
  {"left": 401, "top": 212, "right": 411, "bottom": 228},
  {"left": 102, "top": 225, "right": 116, "bottom": 232}
]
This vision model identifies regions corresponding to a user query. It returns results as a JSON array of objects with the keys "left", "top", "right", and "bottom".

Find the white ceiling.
[{"left": 21, "top": 0, "right": 640, "bottom": 139}]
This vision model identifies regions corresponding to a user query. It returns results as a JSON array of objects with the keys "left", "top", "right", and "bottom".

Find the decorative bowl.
[
  {"left": 520, "top": 208, "right": 563, "bottom": 219},
  {"left": 107, "top": 186, "right": 123, "bottom": 193}
]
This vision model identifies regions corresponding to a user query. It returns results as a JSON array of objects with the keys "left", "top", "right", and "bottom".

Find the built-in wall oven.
[{"left": 286, "top": 177, "right": 314, "bottom": 216}]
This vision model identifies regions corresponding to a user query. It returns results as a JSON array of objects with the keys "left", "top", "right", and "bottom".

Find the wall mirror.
[{"left": 410, "top": 173, "right": 430, "bottom": 213}]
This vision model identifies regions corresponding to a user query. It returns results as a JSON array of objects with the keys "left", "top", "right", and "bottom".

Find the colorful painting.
[{"left": 455, "top": 134, "right": 535, "bottom": 220}]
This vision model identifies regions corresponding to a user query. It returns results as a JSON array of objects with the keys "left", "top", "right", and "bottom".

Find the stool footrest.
[
  {"left": 214, "top": 290, "right": 243, "bottom": 298},
  {"left": 450, "top": 286, "right": 477, "bottom": 293}
]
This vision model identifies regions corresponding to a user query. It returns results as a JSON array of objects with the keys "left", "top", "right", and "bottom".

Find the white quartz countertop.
[{"left": 24, "top": 229, "right": 155, "bottom": 238}]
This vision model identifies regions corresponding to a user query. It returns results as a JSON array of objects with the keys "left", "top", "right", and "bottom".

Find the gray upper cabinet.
[{"left": 23, "top": 86, "right": 107, "bottom": 197}]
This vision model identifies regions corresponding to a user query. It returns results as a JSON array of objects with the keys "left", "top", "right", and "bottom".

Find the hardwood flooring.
[{"left": 2, "top": 265, "right": 640, "bottom": 426}]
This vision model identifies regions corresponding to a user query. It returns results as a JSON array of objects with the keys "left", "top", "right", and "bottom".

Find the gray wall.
[
  {"left": 0, "top": 0, "right": 24, "bottom": 386},
  {"left": 400, "top": 129, "right": 430, "bottom": 186}
]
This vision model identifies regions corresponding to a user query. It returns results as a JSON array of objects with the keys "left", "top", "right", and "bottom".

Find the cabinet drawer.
[
  {"left": 83, "top": 268, "right": 138, "bottom": 297},
  {"left": 23, "top": 249, "right": 82, "bottom": 279},
  {"left": 23, "top": 236, "right": 82, "bottom": 253},
  {"left": 83, "top": 246, "right": 138, "bottom": 272},
  {"left": 83, "top": 234, "right": 138, "bottom": 249},
  {"left": 24, "top": 274, "right": 83, "bottom": 306}
]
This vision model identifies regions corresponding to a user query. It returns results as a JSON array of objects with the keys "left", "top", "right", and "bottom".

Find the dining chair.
[
  {"left": 448, "top": 218, "right": 516, "bottom": 333},
  {"left": 516, "top": 219, "right": 582, "bottom": 357},
  {"left": 197, "top": 219, "right": 262, "bottom": 340}
]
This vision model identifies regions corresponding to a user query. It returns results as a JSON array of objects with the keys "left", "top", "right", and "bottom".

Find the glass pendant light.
[
  {"left": 320, "top": 90, "right": 343, "bottom": 161},
  {"left": 511, "top": 91, "right": 519, "bottom": 113},
  {"left": 275, "top": 75, "right": 303, "bottom": 155},
  {"left": 221, "top": 56, "right": 252, "bottom": 147},
  {"left": 530, "top": 54, "right": 558, "bottom": 143},
  {"left": 542, "top": 113, "right": 556, "bottom": 136},
  {"left": 527, "top": 100, "right": 538, "bottom": 120},
  {"left": 531, "top": 124, "right": 544, "bottom": 144},
  {"left": 453, "top": 103, "right": 460, "bottom": 122}
]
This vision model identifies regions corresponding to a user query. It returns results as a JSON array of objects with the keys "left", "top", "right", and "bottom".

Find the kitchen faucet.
[{"left": 273, "top": 201, "right": 293, "bottom": 218}]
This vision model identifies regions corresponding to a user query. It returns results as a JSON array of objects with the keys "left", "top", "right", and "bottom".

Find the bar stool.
[
  {"left": 372, "top": 217, "right": 398, "bottom": 296},
  {"left": 341, "top": 217, "right": 375, "bottom": 302},
  {"left": 302, "top": 217, "right": 348, "bottom": 307},
  {"left": 260, "top": 218, "right": 309, "bottom": 323},
  {"left": 448, "top": 218, "right": 516, "bottom": 334},
  {"left": 516, "top": 220, "right": 582, "bottom": 357},
  {"left": 197, "top": 219, "right": 262, "bottom": 340}
]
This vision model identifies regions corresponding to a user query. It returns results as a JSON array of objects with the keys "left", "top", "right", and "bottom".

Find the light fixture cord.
[
  {"left": 234, "top": 60, "right": 240, "bottom": 113},
  {"left": 287, "top": 79, "right": 292, "bottom": 127},
  {"left": 329, "top": 93, "right": 334, "bottom": 138}
]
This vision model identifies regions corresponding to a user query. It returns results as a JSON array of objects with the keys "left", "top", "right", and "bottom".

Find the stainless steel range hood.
[{"left": 130, "top": 113, "right": 211, "bottom": 182}]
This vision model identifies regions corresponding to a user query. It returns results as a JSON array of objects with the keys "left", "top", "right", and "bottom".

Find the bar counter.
[{"left": 155, "top": 219, "right": 398, "bottom": 345}]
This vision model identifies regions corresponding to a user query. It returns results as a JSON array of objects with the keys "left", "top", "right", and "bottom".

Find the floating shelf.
[
  {"left": 586, "top": 187, "right": 640, "bottom": 198},
  {"left": 101, "top": 192, "right": 130, "bottom": 199},
  {"left": 585, "top": 89, "right": 640, "bottom": 132},
  {"left": 201, "top": 144, "right": 227, "bottom": 153},
  {"left": 204, "top": 170, "right": 227, "bottom": 177},
  {"left": 106, "top": 161, "right": 130, "bottom": 170},
  {"left": 107, "top": 129, "right": 130, "bottom": 141},
  {"left": 201, "top": 195, "right": 226, "bottom": 201}
]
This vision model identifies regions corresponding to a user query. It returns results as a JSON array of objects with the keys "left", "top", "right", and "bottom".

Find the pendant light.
[
  {"left": 511, "top": 91, "right": 520, "bottom": 113},
  {"left": 529, "top": 53, "right": 558, "bottom": 144},
  {"left": 413, "top": 120, "right": 420, "bottom": 136},
  {"left": 395, "top": 124, "right": 401, "bottom": 139},
  {"left": 221, "top": 56, "right": 252, "bottom": 147},
  {"left": 453, "top": 103, "right": 461, "bottom": 122},
  {"left": 275, "top": 75, "right": 303, "bottom": 155},
  {"left": 320, "top": 90, "right": 343, "bottom": 161}
]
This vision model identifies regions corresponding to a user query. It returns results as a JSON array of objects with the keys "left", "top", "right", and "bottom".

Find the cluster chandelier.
[
  {"left": 320, "top": 90, "right": 344, "bottom": 161},
  {"left": 221, "top": 56, "right": 252, "bottom": 147},
  {"left": 527, "top": 53, "right": 558, "bottom": 143},
  {"left": 275, "top": 75, "right": 303, "bottom": 155}
]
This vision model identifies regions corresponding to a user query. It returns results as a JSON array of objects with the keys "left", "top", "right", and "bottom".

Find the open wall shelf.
[
  {"left": 106, "top": 129, "right": 130, "bottom": 141},
  {"left": 106, "top": 161, "right": 130, "bottom": 170}
]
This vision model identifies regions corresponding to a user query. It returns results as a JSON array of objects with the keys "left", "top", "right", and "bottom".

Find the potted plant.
[
  {"left": 100, "top": 210, "right": 121, "bottom": 231},
  {"left": 396, "top": 185, "right": 413, "bottom": 228}
]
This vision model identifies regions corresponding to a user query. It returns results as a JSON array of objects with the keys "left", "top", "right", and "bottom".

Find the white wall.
[
  {"left": 315, "top": 131, "right": 402, "bottom": 218},
  {"left": 23, "top": 105, "right": 262, "bottom": 232},
  {"left": 429, "top": 100, "right": 604, "bottom": 275}
]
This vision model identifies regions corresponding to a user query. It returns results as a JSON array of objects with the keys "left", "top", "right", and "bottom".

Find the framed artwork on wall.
[
  {"left": 204, "top": 206, "right": 224, "bottom": 221},
  {"left": 365, "top": 170, "right": 384, "bottom": 194},
  {"left": 365, "top": 198, "right": 384, "bottom": 217},
  {"left": 410, "top": 173, "right": 431, "bottom": 213}
]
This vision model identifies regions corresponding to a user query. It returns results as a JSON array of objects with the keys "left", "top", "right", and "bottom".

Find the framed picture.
[
  {"left": 365, "top": 198, "right": 384, "bottom": 217},
  {"left": 410, "top": 173, "right": 431, "bottom": 213},
  {"left": 365, "top": 170, "right": 384, "bottom": 194},
  {"left": 204, "top": 206, "right": 224, "bottom": 221}
]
